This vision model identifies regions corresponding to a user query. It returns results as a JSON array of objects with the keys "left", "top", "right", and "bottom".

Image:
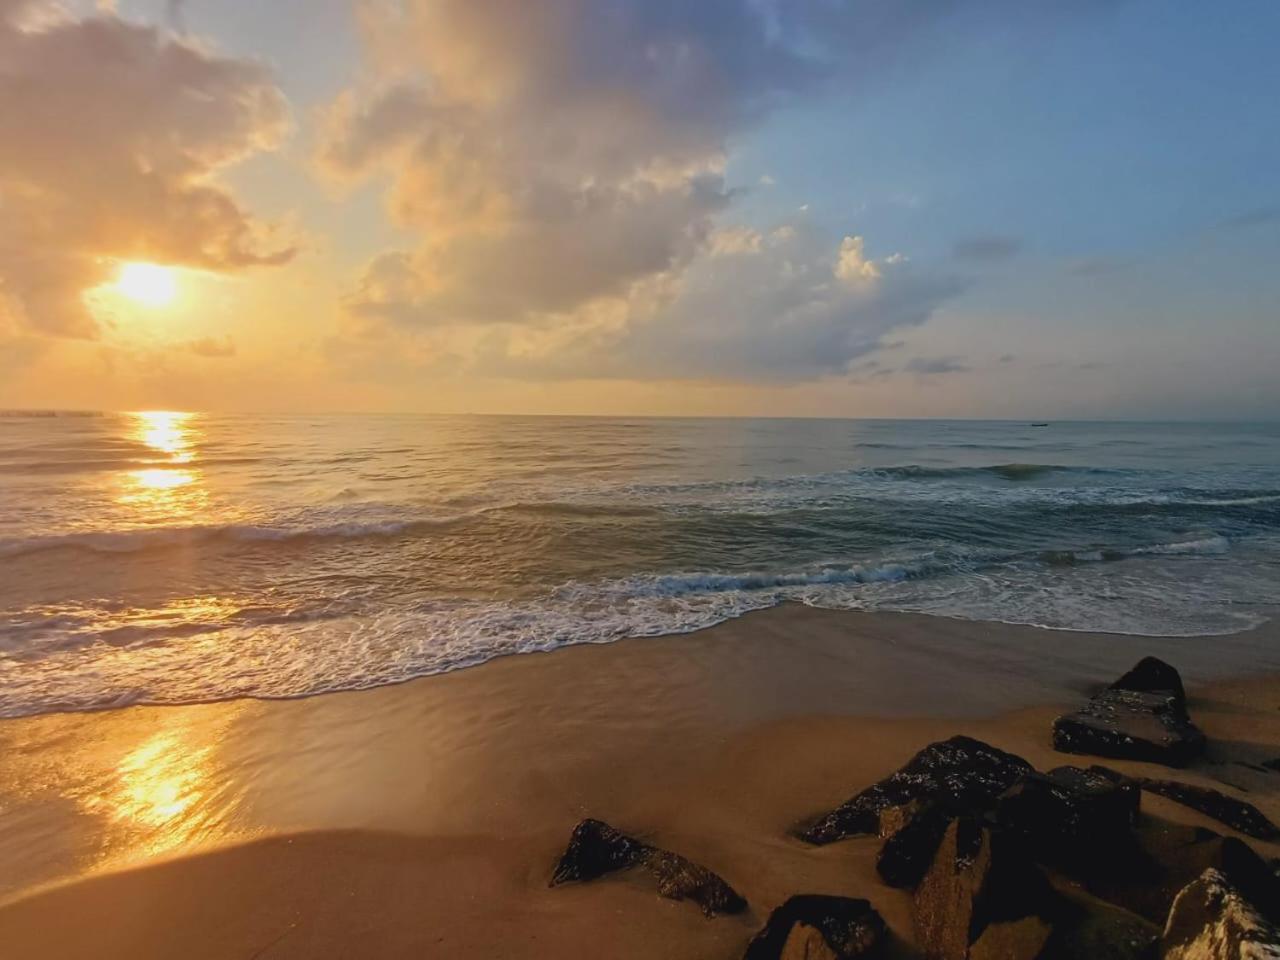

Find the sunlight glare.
[
  {"left": 117, "top": 411, "right": 207, "bottom": 516},
  {"left": 115, "top": 262, "right": 178, "bottom": 307},
  {"left": 130, "top": 468, "right": 196, "bottom": 491},
  {"left": 134, "top": 410, "right": 195, "bottom": 462}
]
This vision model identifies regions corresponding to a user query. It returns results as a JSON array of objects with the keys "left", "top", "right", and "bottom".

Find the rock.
[
  {"left": 799, "top": 736, "right": 1033, "bottom": 845},
  {"left": 994, "top": 766, "right": 1139, "bottom": 870},
  {"left": 1161, "top": 868, "right": 1280, "bottom": 959},
  {"left": 550, "top": 818, "right": 648, "bottom": 883},
  {"left": 876, "top": 802, "right": 954, "bottom": 889},
  {"left": 1052, "top": 688, "right": 1205, "bottom": 767},
  {"left": 912, "top": 817, "right": 1063, "bottom": 960},
  {"left": 1261, "top": 758, "right": 1280, "bottom": 773},
  {"left": 550, "top": 818, "right": 747, "bottom": 917},
  {"left": 1040, "top": 899, "right": 1159, "bottom": 960},
  {"left": 1086, "top": 823, "right": 1279, "bottom": 926},
  {"left": 1110, "top": 656, "right": 1187, "bottom": 711},
  {"left": 743, "top": 895, "right": 887, "bottom": 960},
  {"left": 645, "top": 849, "right": 747, "bottom": 917},
  {"left": 1132, "top": 778, "right": 1280, "bottom": 841}
]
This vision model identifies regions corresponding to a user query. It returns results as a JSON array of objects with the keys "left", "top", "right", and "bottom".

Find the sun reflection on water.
[
  {"left": 136, "top": 410, "right": 195, "bottom": 463},
  {"left": 118, "top": 411, "right": 207, "bottom": 518},
  {"left": 129, "top": 467, "right": 195, "bottom": 491}
]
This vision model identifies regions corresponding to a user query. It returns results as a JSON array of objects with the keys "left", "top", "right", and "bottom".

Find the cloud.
[
  {"left": 185, "top": 335, "right": 236, "bottom": 358},
  {"left": 319, "top": 0, "right": 1103, "bottom": 383},
  {"left": 0, "top": 1, "right": 294, "bottom": 339},
  {"left": 0, "top": 312, "right": 47, "bottom": 376},
  {"left": 952, "top": 235, "right": 1022, "bottom": 262},
  {"left": 339, "top": 173, "right": 731, "bottom": 326},
  {"left": 334, "top": 221, "right": 965, "bottom": 383},
  {"left": 905, "top": 355, "right": 970, "bottom": 375},
  {"left": 708, "top": 226, "right": 765, "bottom": 257},
  {"left": 570, "top": 228, "right": 962, "bottom": 381},
  {"left": 834, "top": 235, "right": 883, "bottom": 285},
  {"left": 317, "top": 0, "right": 821, "bottom": 329}
]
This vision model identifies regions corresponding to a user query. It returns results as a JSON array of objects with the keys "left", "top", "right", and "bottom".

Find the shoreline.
[
  {"left": 5, "top": 601, "right": 1277, "bottom": 723},
  {"left": 1, "top": 605, "right": 1278, "bottom": 956}
]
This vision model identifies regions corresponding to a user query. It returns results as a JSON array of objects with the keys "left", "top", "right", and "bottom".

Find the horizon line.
[{"left": 2, "top": 408, "right": 1278, "bottom": 426}]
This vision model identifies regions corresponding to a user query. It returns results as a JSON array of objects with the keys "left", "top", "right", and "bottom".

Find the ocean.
[{"left": 1, "top": 412, "right": 1277, "bottom": 718}]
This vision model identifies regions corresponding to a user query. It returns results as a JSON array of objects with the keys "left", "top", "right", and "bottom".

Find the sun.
[{"left": 115, "top": 262, "right": 178, "bottom": 307}]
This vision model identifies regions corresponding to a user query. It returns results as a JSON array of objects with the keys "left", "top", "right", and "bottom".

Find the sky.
[{"left": 1, "top": 0, "right": 1278, "bottom": 418}]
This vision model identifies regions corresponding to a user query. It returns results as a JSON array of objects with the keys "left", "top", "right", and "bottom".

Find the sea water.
[{"left": 1, "top": 412, "right": 1277, "bottom": 717}]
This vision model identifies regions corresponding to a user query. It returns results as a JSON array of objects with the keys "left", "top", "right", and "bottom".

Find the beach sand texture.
[{"left": 1, "top": 606, "right": 1278, "bottom": 958}]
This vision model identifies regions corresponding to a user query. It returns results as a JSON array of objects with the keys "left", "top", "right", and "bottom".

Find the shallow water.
[{"left": 1, "top": 412, "right": 1277, "bottom": 716}]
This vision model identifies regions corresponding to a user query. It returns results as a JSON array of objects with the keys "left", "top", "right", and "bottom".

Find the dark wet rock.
[
  {"left": 1110, "top": 656, "right": 1187, "bottom": 711},
  {"left": 798, "top": 736, "right": 1033, "bottom": 845},
  {"left": 1090, "top": 764, "right": 1280, "bottom": 839},
  {"left": 645, "top": 849, "right": 747, "bottom": 916},
  {"left": 876, "top": 802, "right": 953, "bottom": 889},
  {"left": 1052, "top": 688, "right": 1205, "bottom": 767},
  {"left": 550, "top": 818, "right": 648, "bottom": 883},
  {"left": 1086, "top": 822, "right": 1279, "bottom": 926},
  {"left": 743, "top": 895, "right": 887, "bottom": 960},
  {"left": 1262, "top": 758, "right": 1280, "bottom": 773},
  {"left": 1132, "top": 778, "right": 1280, "bottom": 841},
  {"left": 1040, "top": 899, "right": 1158, "bottom": 960},
  {"left": 549, "top": 818, "right": 746, "bottom": 917},
  {"left": 912, "top": 817, "right": 1063, "bottom": 960},
  {"left": 994, "top": 765, "right": 1139, "bottom": 870},
  {"left": 1161, "top": 867, "right": 1280, "bottom": 960}
]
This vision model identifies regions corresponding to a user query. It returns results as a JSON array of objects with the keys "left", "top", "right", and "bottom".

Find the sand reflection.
[
  {"left": 114, "top": 732, "right": 209, "bottom": 826},
  {"left": 80, "top": 705, "right": 244, "bottom": 862}
]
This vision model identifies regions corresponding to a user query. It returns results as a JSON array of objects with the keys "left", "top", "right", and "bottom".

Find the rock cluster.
[
  {"left": 798, "top": 735, "right": 1034, "bottom": 845},
  {"left": 550, "top": 658, "right": 1280, "bottom": 959}
]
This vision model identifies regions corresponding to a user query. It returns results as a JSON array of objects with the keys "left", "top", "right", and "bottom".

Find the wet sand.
[{"left": 1, "top": 605, "right": 1278, "bottom": 958}]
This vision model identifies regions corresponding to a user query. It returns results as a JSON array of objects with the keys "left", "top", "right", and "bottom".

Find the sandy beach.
[
  {"left": 4, "top": 0, "right": 1279, "bottom": 952},
  {"left": 0, "top": 606, "right": 1278, "bottom": 957}
]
